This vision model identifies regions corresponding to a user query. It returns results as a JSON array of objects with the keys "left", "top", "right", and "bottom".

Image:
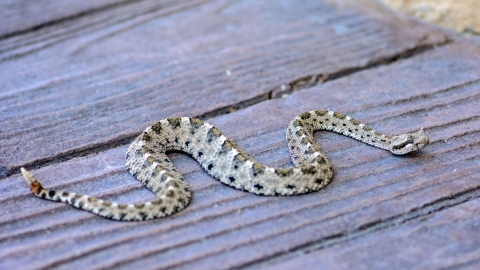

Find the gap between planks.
[
  {"left": 3, "top": 38, "right": 451, "bottom": 179},
  {"left": 241, "top": 175, "right": 480, "bottom": 269},
  {"left": 4, "top": 113, "right": 480, "bottom": 267},
  {"left": 0, "top": 0, "right": 142, "bottom": 41}
]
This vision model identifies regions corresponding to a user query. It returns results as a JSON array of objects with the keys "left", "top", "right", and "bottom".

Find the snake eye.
[{"left": 392, "top": 137, "right": 414, "bottom": 150}]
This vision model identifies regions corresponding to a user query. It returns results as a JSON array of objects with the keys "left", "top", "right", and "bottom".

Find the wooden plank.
[
  {"left": 0, "top": 0, "right": 134, "bottom": 38},
  {"left": 262, "top": 195, "right": 480, "bottom": 269},
  {"left": 0, "top": 0, "right": 448, "bottom": 177},
  {"left": 1, "top": 41, "right": 479, "bottom": 269}
]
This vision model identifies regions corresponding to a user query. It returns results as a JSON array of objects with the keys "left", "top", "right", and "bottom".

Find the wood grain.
[
  {"left": 1, "top": 39, "right": 480, "bottom": 269},
  {"left": 0, "top": 0, "right": 136, "bottom": 38},
  {"left": 0, "top": 0, "right": 448, "bottom": 177},
  {"left": 263, "top": 192, "right": 480, "bottom": 269}
]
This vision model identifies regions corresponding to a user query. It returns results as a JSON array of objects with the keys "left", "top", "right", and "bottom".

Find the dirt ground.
[{"left": 382, "top": 0, "right": 480, "bottom": 35}]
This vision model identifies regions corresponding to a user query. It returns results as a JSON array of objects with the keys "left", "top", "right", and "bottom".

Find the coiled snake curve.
[{"left": 21, "top": 110, "right": 429, "bottom": 221}]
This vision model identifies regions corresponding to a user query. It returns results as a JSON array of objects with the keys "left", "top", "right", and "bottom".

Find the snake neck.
[{"left": 286, "top": 110, "right": 427, "bottom": 156}]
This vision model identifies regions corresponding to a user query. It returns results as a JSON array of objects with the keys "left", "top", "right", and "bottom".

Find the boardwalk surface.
[{"left": 1, "top": 0, "right": 480, "bottom": 269}]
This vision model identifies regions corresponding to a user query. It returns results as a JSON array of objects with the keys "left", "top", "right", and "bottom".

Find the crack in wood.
[
  {"left": 238, "top": 184, "right": 480, "bottom": 269},
  {"left": 0, "top": 0, "right": 145, "bottom": 41},
  {"left": 4, "top": 129, "right": 479, "bottom": 268},
  {"left": 199, "top": 38, "right": 452, "bottom": 120},
  {"left": 0, "top": 0, "right": 213, "bottom": 61},
  {"left": 0, "top": 39, "right": 455, "bottom": 179},
  {"left": 5, "top": 135, "right": 135, "bottom": 180},
  {"left": 376, "top": 77, "right": 480, "bottom": 108},
  {"left": 104, "top": 149, "right": 480, "bottom": 268},
  {"left": 271, "top": 38, "right": 453, "bottom": 98}
]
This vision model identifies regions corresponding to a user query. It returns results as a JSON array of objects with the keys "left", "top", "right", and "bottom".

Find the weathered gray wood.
[
  {"left": 262, "top": 194, "right": 480, "bottom": 270},
  {"left": 1, "top": 40, "right": 479, "bottom": 269},
  {"left": 0, "top": 0, "right": 134, "bottom": 38},
  {"left": 0, "top": 0, "right": 448, "bottom": 177}
]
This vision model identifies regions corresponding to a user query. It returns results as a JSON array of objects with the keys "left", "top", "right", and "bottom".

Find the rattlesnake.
[{"left": 21, "top": 110, "right": 429, "bottom": 221}]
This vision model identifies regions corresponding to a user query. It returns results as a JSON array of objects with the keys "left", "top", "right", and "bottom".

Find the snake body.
[{"left": 21, "top": 110, "right": 429, "bottom": 221}]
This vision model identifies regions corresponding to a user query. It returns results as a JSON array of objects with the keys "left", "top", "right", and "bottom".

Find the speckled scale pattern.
[{"left": 21, "top": 110, "right": 429, "bottom": 221}]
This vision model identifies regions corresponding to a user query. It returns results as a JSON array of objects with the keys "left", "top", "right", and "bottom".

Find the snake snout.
[{"left": 390, "top": 129, "right": 430, "bottom": 155}]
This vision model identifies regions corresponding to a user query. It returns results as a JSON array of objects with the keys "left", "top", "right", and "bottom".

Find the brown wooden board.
[
  {"left": 0, "top": 0, "right": 448, "bottom": 177},
  {"left": 1, "top": 38, "right": 480, "bottom": 269}
]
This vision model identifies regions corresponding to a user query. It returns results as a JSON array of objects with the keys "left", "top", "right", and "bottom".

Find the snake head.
[{"left": 388, "top": 129, "right": 429, "bottom": 155}]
